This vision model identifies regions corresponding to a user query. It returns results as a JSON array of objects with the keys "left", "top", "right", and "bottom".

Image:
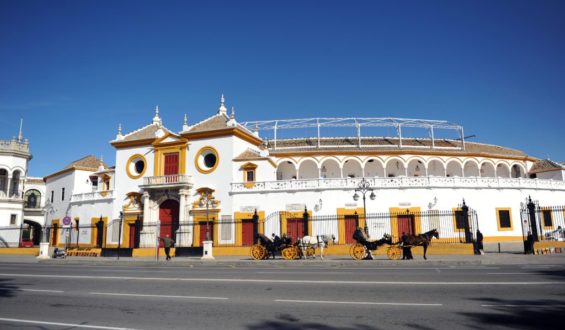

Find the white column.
[
  {"left": 140, "top": 191, "right": 155, "bottom": 247},
  {"left": 176, "top": 188, "right": 192, "bottom": 247}
]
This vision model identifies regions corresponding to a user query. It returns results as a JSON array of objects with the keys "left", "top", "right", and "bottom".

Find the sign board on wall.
[{"left": 62, "top": 216, "right": 72, "bottom": 228}]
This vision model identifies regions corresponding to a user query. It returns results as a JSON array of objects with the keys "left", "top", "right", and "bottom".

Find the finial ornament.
[
  {"left": 152, "top": 105, "right": 162, "bottom": 126},
  {"left": 18, "top": 118, "right": 24, "bottom": 142},
  {"left": 218, "top": 94, "right": 227, "bottom": 114},
  {"left": 183, "top": 113, "right": 188, "bottom": 125},
  {"left": 118, "top": 123, "right": 122, "bottom": 135},
  {"left": 230, "top": 106, "right": 235, "bottom": 119}
]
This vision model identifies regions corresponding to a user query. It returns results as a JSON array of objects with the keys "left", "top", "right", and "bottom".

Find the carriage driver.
[{"left": 357, "top": 227, "right": 375, "bottom": 260}]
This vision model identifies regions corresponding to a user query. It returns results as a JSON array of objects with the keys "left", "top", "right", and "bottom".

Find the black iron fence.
[
  {"left": 520, "top": 201, "right": 565, "bottom": 245},
  {"left": 0, "top": 207, "right": 482, "bottom": 250}
]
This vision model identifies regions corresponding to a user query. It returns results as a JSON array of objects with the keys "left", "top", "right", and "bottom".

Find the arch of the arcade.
[{"left": 274, "top": 154, "right": 528, "bottom": 180}]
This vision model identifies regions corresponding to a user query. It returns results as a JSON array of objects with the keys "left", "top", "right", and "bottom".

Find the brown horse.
[{"left": 401, "top": 229, "right": 439, "bottom": 260}]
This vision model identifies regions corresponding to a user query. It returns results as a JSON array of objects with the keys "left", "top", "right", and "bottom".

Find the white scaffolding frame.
[{"left": 240, "top": 117, "right": 465, "bottom": 150}]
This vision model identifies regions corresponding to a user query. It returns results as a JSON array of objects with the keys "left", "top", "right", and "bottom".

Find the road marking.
[
  {"left": 1, "top": 273, "right": 562, "bottom": 285},
  {"left": 18, "top": 289, "right": 64, "bottom": 293},
  {"left": 487, "top": 272, "right": 530, "bottom": 275},
  {"left": 90, "top": 292, "right": 229, "bottom": 300},
  {"left": 0, "top": 317, "right": 139, "bottom": 330},
  {"left": 481, "top": 304, "right": 565, "bottom": 308},
  {"left": 275, "top": 299, "right": 442, "bottom": 306}
]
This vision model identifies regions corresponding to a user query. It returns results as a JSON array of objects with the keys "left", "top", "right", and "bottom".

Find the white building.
[
  {"left": 0, "top": 127, "right": 34, "bottom": 247},
  {"left": 46, "top": 96, "right": 565, "bottom": 253}
]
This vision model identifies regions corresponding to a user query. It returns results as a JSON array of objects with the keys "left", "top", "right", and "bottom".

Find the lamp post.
[
  {"left": 199, "top": 192, "right": 216, "bottom": 241},
  {"left": 199, "top": 192, "right": 216, "bottom": 260},
  {"left": 353, "top": 178, "right": 376, "bottom": 235}
]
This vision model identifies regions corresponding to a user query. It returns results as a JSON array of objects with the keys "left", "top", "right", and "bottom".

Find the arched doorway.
[{"left": 159, "top": 199, "right": 179, "bottom": 245}]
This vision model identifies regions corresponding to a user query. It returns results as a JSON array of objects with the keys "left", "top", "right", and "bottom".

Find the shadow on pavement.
[
  {"left": 460, "top": 297, "right": 564, "bottom": 329},
  {"left": 0, "top": 278, "right": 18, "bottom": 298},
  {"left": 246, "top": 313, "right": 379, "bottom": 330}
]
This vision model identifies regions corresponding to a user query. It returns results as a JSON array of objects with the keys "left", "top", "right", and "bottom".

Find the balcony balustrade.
[
  {"left": 141, "top": 174, "right": 192, "bottom": 188},
  {"left": 231, "top": 176, "right": 565, "bottom": 193},
  {"left": 70, "top": 190, "right": 114, "bottom": 202}
]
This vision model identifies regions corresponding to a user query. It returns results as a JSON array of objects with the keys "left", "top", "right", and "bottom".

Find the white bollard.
[
  {"left": 201, "top": 240, "right": 215, "bottom": 260},
  {"left": 37, "top": 242, "right": 51, "bottom": 259}
]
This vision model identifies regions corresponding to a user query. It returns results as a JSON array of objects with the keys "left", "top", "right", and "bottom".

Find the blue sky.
[{"left": 1, "top": 0, "right": 564, "bottom": 177}]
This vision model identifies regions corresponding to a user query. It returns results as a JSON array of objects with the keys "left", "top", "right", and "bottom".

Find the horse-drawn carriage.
[
  {"left": 349, "top": 228, "right": 397, "bottom": 260},
  {"left": 250, "top": 233, "right": 300, "bottom": 260},
  {"left": 349, "top": 228, "right": 439, "bottom": 260},
  {"left": 250, "top": 233, "right": 335, "bottom": 260}
]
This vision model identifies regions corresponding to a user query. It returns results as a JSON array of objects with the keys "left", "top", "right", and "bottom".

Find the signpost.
[{"left": 62, "top": 216, "right": 72, "bottom": 251}]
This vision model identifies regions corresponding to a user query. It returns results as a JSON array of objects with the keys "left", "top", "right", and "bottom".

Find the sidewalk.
[{"left": 1, "top": 252, "right": 564, "bottom": 267}]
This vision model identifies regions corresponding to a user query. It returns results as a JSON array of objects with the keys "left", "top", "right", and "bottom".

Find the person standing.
[
  {"left": 476, "top": 229, "right": 484, "bottom": 255},
  {"left": 526, "top": 231, "right": 535, "bottom": 255},
  {"left": 159, "top": 234, "right": 175, "bottom": 261}
]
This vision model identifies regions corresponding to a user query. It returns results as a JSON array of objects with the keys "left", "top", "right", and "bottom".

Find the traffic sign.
[{"left": 62, "top": 216, "right": 72, "bottom": 228}]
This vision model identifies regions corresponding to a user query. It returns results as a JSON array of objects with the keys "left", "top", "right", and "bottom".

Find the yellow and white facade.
[{"left": 46, "top": 96, "right": 565, "bottom": 251}]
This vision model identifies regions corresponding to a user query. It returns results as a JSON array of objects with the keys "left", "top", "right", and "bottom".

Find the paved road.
[{"left": 1, "top": 256, "right": 565, "bottom": 329}]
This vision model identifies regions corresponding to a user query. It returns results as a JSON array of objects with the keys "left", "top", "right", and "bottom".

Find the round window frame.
[
  {"left": 126, "top": 154, "right": 147, "bottom": 179},
  {"left": 195, "top": 146, "right": 219, "bottom": 174}
]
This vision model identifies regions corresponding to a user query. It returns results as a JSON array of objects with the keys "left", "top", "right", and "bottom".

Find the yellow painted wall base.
[
  {"left": 534, "top": 241, "right": 565, "bottom": 249},
  {"left": 0, "top": 248, "right": 39, "bottom": 255},
  {"left": 132, "top": 248, "right": 176, "bottom": 257}
]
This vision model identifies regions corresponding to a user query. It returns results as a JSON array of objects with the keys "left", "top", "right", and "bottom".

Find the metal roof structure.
[{"left": 240, "top": 117, "right": 466, "bottom": 150}]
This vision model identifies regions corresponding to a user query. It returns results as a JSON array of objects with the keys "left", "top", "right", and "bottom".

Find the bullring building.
[{"left": 40, "top": 96, "right": 565, "bottom": 255}]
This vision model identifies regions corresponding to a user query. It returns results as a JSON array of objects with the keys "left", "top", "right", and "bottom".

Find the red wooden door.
[
  {"left": 164, "top": 153, "right": 179, "bottom": 176},
  {"left": 242, "top": 220, "right": 254, "bottom": 246},
  {"left": 200, "top": 221, "right": 213, "bottom": 244},
  {"left": 129, "top": 223, "right": 136, "bottom": 248},
  {"left": 344, "top": 215, "right": 358, "bottom": 244},
  {"left": 286, "top": 218, "right": 304, "bottom": 242},
  {"left": 52, "top": 224, "right": 58, "bottom": 246},
  {"left": 159, "top": 199, "right": 179, "bottom": 246},
  {"left": 397, "top": 215, "right": 415, "bottom": 238}
]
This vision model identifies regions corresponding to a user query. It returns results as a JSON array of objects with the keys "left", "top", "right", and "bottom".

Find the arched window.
[
  {"left": 10, "top": 170, "right": 21, "bottom": 197},
  {"left": 0, "top": 169, "right": 7, "bottom": 195},
  {"left": 25, "top": 189, "right": 41, "bottom": 209}
]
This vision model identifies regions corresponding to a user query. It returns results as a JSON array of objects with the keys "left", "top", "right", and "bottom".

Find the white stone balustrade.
[
  {"left": 70, "top": 190, "right": 114, "bottom": 202},
  {"left": 231, "top": 176, "right": 565, "bottom": 193},
  {"left": 142, "top": 175, "right": 192, "bottom": 187}
]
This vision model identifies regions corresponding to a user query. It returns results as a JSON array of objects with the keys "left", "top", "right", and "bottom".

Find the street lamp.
[
  {"left": 353, "top": 178, "right": 376, "bottom": 235},
  {"left": 199, "top": 192, "right": 217, "bottom": 241}
]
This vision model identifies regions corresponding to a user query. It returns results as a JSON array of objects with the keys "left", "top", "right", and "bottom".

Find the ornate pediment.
[
  {"left": 123, "top": 192, "right": 143, "bottom": 212},
  {"left": 192, "top": 187, "right": 221, "bottom": 209}
]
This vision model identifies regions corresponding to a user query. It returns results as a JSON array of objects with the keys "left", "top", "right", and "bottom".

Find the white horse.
[{"left": 298, "top": 234, "right": 335, "bottom": 260}]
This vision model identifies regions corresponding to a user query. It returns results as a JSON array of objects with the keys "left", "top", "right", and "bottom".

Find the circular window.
[
  {"left": 126, "top": 154, "right": 147, "bottom": 179},
  {"left": 195, "top": 146, "right": 219, "bottom": 174}
]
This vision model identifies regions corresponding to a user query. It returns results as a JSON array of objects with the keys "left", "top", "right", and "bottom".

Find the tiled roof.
[
  {"left": 64, "top": 155, "right": 107, "bottom": 171},
  {"left": 267, "top": 137, "right": 528, "bottom": 158},
  {"left": 185, "top": 114, "right": 231, "bottom": 133},
  {"left": 529, "top": 159, "right": 565, "bottom": 174},
  {"left": 233, "top": 149, "right": 263, "bottom": 161},
  {"left": 117, "top": 123, "right": 172, "bottom": 142}
]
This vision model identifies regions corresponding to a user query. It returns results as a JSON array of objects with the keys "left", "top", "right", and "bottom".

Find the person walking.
[{"left": 159, "top": 234, "right": 175, "bottom": 261}]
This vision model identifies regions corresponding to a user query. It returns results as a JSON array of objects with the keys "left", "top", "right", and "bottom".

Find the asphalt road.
[{"left": 1, "top": 260, "right": 565, "bottom": 330}]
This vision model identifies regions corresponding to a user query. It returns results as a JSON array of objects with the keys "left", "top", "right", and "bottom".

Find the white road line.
[
  {"left": 481, "top": 304, "right": 565, "bottom": 308},
  {"left": 1, "top": 273, "right": 562, "bottom": 285},
  {"left": 487, "top": 273, "right": 534, "bottom": 275},
  {"left": 90, "top": 292, "right": 229, "bottom": 300},
  {"left": 0, "top": 317, "right": 139, "bottom": 330},
  {"left": 18, "top": 289, "right": 64, "bottom": 293},
  {"left": 275, "top": 299, "right": 442, "bottom": 306}
]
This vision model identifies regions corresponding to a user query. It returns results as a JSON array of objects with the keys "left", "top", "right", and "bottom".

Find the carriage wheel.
[
  {"left": 250, "top": 244, "right": 266, "bottom": 260},
  {"left": 387, "top": 246, "right": 402, "bottom": 260},
  {"left": 350, "top": 243, "right": 367, "bottom": 260},
  {"left": 282, "top": 247, "right": 297, "bottom": 260},
  {"left": 306, "top": 247, "right": 316, "bottom": 258}
]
